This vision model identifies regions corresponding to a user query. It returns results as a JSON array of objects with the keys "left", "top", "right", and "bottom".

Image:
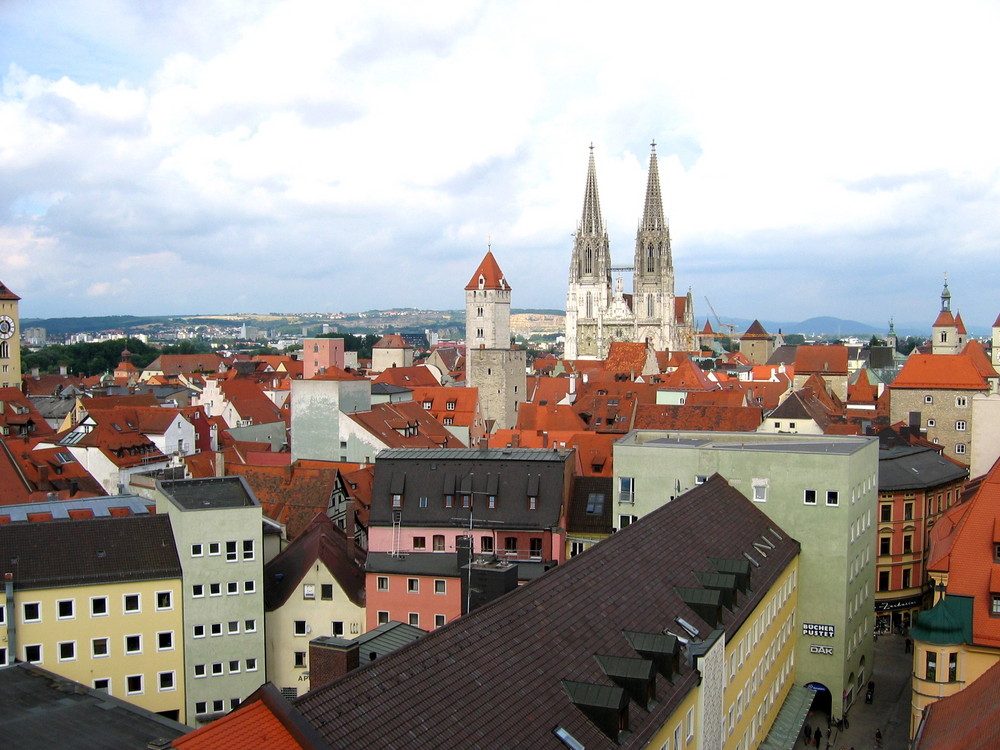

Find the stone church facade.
[{"left": 564, "top": 144, "right": 695, "bottom": 360}]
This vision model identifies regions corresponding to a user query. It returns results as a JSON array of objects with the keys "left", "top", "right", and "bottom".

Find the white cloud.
[{"left": 1, "top": 0, "right": 999, "bottom": 329}]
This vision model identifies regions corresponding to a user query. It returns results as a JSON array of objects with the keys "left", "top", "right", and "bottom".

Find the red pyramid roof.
[
  {"left": 933, "top": 310, "right": 955, "bottom": 327},
  {"left": 465, "top": 250, "right": 509, "bottom": 291},
  {"left": 955, "top": 312, "right": 967, "bottom": 334}
]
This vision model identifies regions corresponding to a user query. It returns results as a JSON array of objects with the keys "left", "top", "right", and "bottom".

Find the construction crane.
[{"left": 704, "top": 297, "right": 736, "bottom": 338}]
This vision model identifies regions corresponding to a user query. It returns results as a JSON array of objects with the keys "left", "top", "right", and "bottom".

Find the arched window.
[
  {"left": 0, "top": 341, "right": 7, "bottom": 358},
  {"left": 647, "top": 244, "right": 655, "bottom": 273},
  {"left": 585, "top": 292, "right": 593, "bottom": 319},
  {"left": 647, "top": 295, "right": 654, "bottom": 318},
  {"left": 584, "top": 247, "right": 593, "bottom": 275}
]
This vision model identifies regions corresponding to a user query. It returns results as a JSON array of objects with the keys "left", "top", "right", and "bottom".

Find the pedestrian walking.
[
  {"left": 814, "top": 726, "right": 822, "bottom": 747},
  {"left": 875, "top": 727, "right": 883, "bottom": 748}
]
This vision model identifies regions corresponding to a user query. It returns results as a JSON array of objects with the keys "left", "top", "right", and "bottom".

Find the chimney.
[
  {"left": 31, "top": 367, "right": 40, "bottom": 378},
  {"left": 38, "top": 464, "right": 49, "bottom": 484},
  {"left": 215, "top": 450, "right": 225, "bottom": 478},
  {"left": 344, "top": 500, "right": 356, "bottom": 562},
  {"left": 59, "top": 365, "right": 68, "bottom": 376},
  {"left": 309, "top": 636, "right": 359, "bottom": 686}
]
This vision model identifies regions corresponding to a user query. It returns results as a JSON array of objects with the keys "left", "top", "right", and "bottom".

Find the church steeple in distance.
[{"left": 570, "top": 144, "right": 611, "bottom": 284}]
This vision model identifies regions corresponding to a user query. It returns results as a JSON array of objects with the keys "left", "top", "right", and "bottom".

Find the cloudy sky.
[{"left": 3, "top": 1, "right": 1000, "bottom": 331}]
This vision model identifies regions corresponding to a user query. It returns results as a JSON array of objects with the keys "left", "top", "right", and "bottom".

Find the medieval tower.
[
  {"left": 465, "top": 250, "right": 526, "bottom": 432},
  {"left": 0, "top": 279, "right": 21, "bottom": 389},
  {"left": 564, "top": 143, "right": 695, "bottom": 360}
]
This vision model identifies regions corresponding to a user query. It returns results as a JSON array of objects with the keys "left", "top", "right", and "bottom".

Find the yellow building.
[
  {"left": 0, "top": 514, "right": 186, "bottom": 723},
  {"left": 0, "top": 279, "right": 21, "bottom": 389}
]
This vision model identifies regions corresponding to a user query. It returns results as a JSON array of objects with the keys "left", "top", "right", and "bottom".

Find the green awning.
[{"left": 759, "top": 685, "right": 815, "bottom": 750}]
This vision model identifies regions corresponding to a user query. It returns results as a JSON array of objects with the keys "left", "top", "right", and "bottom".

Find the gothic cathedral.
[{"left": 564, "top": 144, "right": 695, "bottom": 360}]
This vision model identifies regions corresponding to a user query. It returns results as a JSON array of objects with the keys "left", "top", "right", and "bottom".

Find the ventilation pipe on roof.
[{"left": 4, "top": 573, "right": 15, "bottom": 660}]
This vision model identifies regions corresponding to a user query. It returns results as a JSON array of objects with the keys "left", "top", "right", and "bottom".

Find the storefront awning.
[{"left": 759, "top": 685, "right": 815, "bottom": 750}]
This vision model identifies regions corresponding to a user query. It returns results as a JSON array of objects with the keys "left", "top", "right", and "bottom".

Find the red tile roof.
[
  {"left": 914, "top": 652, "right": 1000, "bottom": 749},
  {"left": 656, "top": 356, "right": 718, "bottom": 391},
  {"left": 741, "top": 320, "right": 770, "bottom": 338},
  {"left": 962, "top": 339, "right": 999, "bottom": 380},
  {"left": 465, "top": 250, "right": 509, "bottom": 291},
  {"left": 793, "top": 344, "right": 848, "bottom": 375},
  {"left": 933, "top": 310, "right": 956, "bottom": 328},
  {"left": 349, "top": 401, "right": 463, "bottom": 449},
  {"left": 172, "top": 684, "right": 324, "bottom": 750},
  {"left": 0, "top": 280, "right": 20, "bottom": 301},
  {"left": 634, "top": 404, "right": 763, "bottom": 431},
  {"left": 374, "top": 334, "right": 409, "bottom": 350},
  {"left": 892, "top": 354, "right": 992, "bottom": 391},
  {"left": 604, "top": 342, "right": 650, "bottom": 378},
  {"left": 926, "top": 457, "right": 1000, "bottom": 647},
  {"left": 515, "top": 401, "right": 588, "bottom": 432},
  {"left": 955, "top": 312, "right": 967, "bottom": 335},
  {"left": 372, "top": 365, "right": 439, "bottom": 387}
]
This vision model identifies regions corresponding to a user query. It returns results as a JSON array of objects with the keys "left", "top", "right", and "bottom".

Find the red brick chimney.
[{"left": 309, "top": 636, "right": 359, "bottom": 688}]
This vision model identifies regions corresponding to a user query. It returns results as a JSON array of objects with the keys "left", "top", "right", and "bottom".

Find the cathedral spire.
[
  {"left": 639, "top": 140, "right": 666, "bottom": 232},
  {"left": 579, "top": 143, "right": 604, "bottom": 236}
]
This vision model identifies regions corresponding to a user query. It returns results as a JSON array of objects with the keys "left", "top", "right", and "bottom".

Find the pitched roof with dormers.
[
  {"left": 516, "top": 401, "right": 588, "bottom": 433},
  {"left": 349, "top": 401, "right": 464, "bottom": 450},
  {"left": 465, "top": 250, "right": 509, "bottom": 291},
  {"left": 925, "top": 457, "right": 1000, "bottom": 647},
  {"left": 143, "top": 353, "right": 226, "bottom": 377},
  {"left": 572, "top": 381, "right": 659, "bottom": 434},
  {"left": 0, "top": 387, "right": 56, "bottom": 439},
  {"left": 891, "top": 354, "right": 992, "bottom": 391},
  {"left": 219, "top": 379, "right": 285, "bottom": 426},
  {"left": 526, "top": 376, "right": 573, "bottom": 406},
  {"left": 656, "top": 356, "right": 718, "bottom": 391},
  {"left": 293, "top": 474, "right": 798, "bottom": 750}
]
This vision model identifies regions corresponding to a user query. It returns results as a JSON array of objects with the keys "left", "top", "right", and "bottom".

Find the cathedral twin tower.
[{"left": 565, "top": 143, "right": 695, "bottom": 360}]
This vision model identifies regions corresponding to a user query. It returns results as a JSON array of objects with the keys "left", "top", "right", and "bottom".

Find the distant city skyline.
[{"left": 3, "top": 2, "right": 1000, "bottom": 330}]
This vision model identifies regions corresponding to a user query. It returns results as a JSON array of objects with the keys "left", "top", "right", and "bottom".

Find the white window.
[
  {"left": 56, "top": 599, "right": 75, "bottom": 620},
  {"left": 209, "top": 583, "right": 221, "bottom": 597},
  {"left": 211, "top": 663, "right": 223, "bottom": 676},
  {"left": 246, "top": 658, "right": 258, "bottom": 671},
  {"left": 90, "top": 597, "right": 108, "bottom": 617},
  {"left": 244, "top": 580, "right": 256, "bottom": 594},
  {"left": 157, "top": 631, "right": 174, "bottom": 651},
  {"left": 227, "top": 582, "right": 239, "bottom": 595},
  {"left": 191, "top": 543, "right": 203, "bottom": 557},
  {"left": 210, "top": 623, "right": 222, "bottom": 636},
  {"left": 956, "top": 396, "right": 968, "bottom": 407},
  {"left": 927, "top": 419, "right": 936, "bottom": 427},
  {"left": 124, "top": 635, "right": 141, "bottom": 654},
  {"left": 227, "top": 620, "right": 239, "bottom": 635},
  {"left": 92, "top": 638, "right": 109, "bottom": 658},
  {"left": 377, "top": 577, "right": 389, "bottom": 591},
  {"left": 294, "top": 620, "right": 308, "bottom": 636},
  {"left": 956, "top": 420, "right": 967, "bottom": 431},
  {"left": 244, "top": 619, "right": 257, "bottom": 633},
  {"left": 956, "top": 443, "right": 967, "bottom": 455},
  {"left": 93, "top": 678, "right": 110, "bottom": 692},
  {"left": 229, "top": 660, "right": 241, "bottom": 674},
  {"left": 123, "top": 594, "right": 140, "bottom": 614},
  {"left": 192, "top": 584, "right": 204, "bottom": 598},
  {"left": 409, "top": 613, "right": 419, "bottom": 627},
  {"left": 156, "top": 591, "right": 172, "bottom": 610},
  {"left": 158, "top": 671, "right": 176, "bottom": 692},
  {"left": 619, "top": 476, "right": 635, "bottom": 504},
  {"left": 803, "top": 489, "right": 817, "bottom": 505},
  {"left": 826, "top": 490, "right": 839, "bottom": 506},
  {"left": 193, "top": 664, "right": 205, "bottom": 678},
  {"left": 193, "top": 625, "right": 205, "bottom": 638},
  {"left": 924, "top": 395, "right": 933, "bottom": 404},
  {"left": 22, "top": 602, "right": 41, "bottom": 623},
  {"left": 242, "top": 540, "right": 255, "bottom": 560},
  {"left": 208, "top": 542, "right": 220, "bottom": 556},
  {"left": 434, "top": 579, "right": 446, "bottom": 595},
  {"left": 226, "top": 541, "right": 238, "bottom": 562}
]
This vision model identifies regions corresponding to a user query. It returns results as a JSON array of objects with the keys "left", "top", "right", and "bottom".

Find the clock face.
[{"left": 0, "top": 315, "right": 13, "bottom": 340}]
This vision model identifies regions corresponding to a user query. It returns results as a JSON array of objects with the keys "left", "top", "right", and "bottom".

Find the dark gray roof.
[
  {"left": 0, "top": 663, "right": 187, "bottom": 749},
  {"left": 159, "top": 476, "right": 259, "bottom": 509},
  {"left": 355, "top": 620, "right": 426, "bottom": 662},
  {"left": 878, "top": 445, "right": 969, "bottom": 491},
  {"left": 765, "top": 345, "right": 798, "bottom": 366},
  {"left": 365, "top": 551, "right": 555, "bottom": 581},
  {"left": 371, "top": 383, "right": 411, "bottom": 395},
  {"left": 294, "top": 475, "right": 799, "bottom": 749},
  {"left": 370, "top": 449, "right": 572, "bottom": 529},
  {"left": 0, "top": 514, "right": 181, "bottom": 589}
]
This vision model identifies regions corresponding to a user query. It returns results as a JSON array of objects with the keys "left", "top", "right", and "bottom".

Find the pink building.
[
  {"left": 364, "top": 447, "right": 575, "bottom": 631},
  {"left": 303, "top": 338, "right": 345, "bottom": 379}
]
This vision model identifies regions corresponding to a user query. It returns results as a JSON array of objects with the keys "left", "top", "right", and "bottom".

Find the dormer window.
[
  {"left": 478, "top": 275, "right": 485, "bottom": 289},
  {"left": 391, "top": 493, "right": 402, "bottom": 508},
  {"left": 422, "top": 401, "right": 432, "bottom": 409},
  {"left": 446, "top": 401, "right": 456, "bottom": 411}
]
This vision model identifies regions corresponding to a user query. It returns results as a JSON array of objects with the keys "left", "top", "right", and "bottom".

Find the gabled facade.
[
  {"left": 263, "top": 514, "right": 366, "bottom": 697},
  {"left": 564, "top": 145, "right": 695, "bottom": 360}
]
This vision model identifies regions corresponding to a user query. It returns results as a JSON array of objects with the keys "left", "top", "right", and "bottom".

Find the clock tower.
[{"left": 0, "top": 280, "right": 21, "bottom": 389}]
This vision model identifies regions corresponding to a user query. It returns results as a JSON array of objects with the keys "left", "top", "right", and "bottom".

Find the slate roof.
[
  {"left": 0, "top": 514, "right": 181, "bottom": 589},
  {"left": 0, "top": 663, "right": 187, "bottom": 749},
  {"left": 352, "top": 620, "right": 426, "bottom": 663},
  {"left": 878, "top": 444, "right": 968, "bottom": 491},
  {"left": 159, "top": 476, "right": 259, "bottom": 510},
  {"left": 567, "top": 475, "right": 614, "bottom": 535},
  {"left": 293, "top": 475, "right": 799, "bottom": 749},
  {"left": 369, "top": 448, "right": 572, "bottom": 529},
  {"left": 465, "top": 250, "right": 509, "bottom": 290},
  {"left": 264, "top": 513, "right": 365, "bottom": 610},
  {"left": 765, "top": 345, "right": 798, "bottom": 366},
  {"left": 914, "top": 655, "right": 1000, "bottom": 749}
]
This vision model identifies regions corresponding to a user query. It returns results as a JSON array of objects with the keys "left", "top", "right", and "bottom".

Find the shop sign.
[
  {"left": 809, "top": 645, "right": 834, "bottom": 655},
  {"left": 803, "top": 622, "right": 835, "bottom": 638}
]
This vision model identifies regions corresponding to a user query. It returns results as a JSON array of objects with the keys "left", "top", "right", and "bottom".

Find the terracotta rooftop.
[
  {"left": 0, "top": 279, "right": 20, "bottom": 300},
  {"left": 741, "top": 320, "right": 770, "bottom": 339},
  {"left": 465, "top": 250, "right": 509, "bottom": 291},
  {"left": 891, "top": 354, "right": 992, "bottom": 391},
  {"left": 793, "top": 344, "right": 848, "bottom": 375},
  {"left": 634, "top": 403, "right": 763, "bottom": 432}
]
